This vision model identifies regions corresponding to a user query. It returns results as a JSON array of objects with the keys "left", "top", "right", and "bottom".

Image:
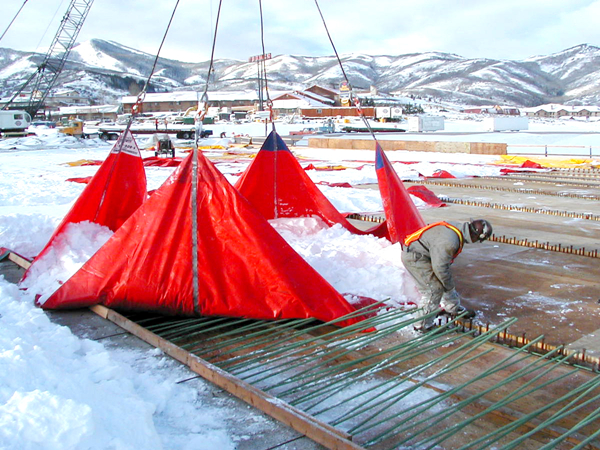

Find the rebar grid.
[{"left": 125, "top": 307, "right": 600, "bottom": 449}]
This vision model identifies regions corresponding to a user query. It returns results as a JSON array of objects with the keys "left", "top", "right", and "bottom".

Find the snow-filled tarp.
[
  {"left": 235, "top": 131, "right": 388, "bottom": 239},
  {"left": 43, "top": 149, "right": 362, "bottom": 326},
  {"left": 21, "top": 131, "right": 147, "bottom": 282}
]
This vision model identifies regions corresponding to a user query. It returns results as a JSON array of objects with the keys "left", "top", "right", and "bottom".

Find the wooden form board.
[
  {"left": 307, "top": 138, "right": 507, "bottom": 154},
  {"left": 89, "top": 305, "right": 365, "bottom": 450},
  {"left": 6, "top": 251, "right": 31, "bottom": 269}
]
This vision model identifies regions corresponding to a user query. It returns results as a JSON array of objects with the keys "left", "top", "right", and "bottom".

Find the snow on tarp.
[
  {"left": 375, "top": 143, "right": 425, "bottom": 244},
  {"left": 235, "top": 130, "right": 388, "bottom": 239},
  {"left": 42, "top": 149, "right": 362, "bottom": 327},
  {"left": 20, "top": 221, "right": 114, "bottom": 303},
  {"left": 21, "top": 131, "right": 147, "bottom": 281}
]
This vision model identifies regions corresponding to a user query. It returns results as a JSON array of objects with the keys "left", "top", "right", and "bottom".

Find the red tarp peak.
[
  {"left": 375, "top": 143, "right": 425, "bottom": 244},
  {"left": 21, "top": 131, "right": 147, "bottom": 281},
  {"left": 235, "top": 130, "right": 388, "bottom": 239}
]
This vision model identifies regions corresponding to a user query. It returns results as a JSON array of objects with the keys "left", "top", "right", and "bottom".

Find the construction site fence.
[{"left": 506, "top": 144, "right": 600, "bottom": 158}]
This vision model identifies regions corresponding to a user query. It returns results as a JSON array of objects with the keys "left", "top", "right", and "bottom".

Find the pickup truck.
[{"left": 289, "top": 127, "right": 318, "bottom": 136}]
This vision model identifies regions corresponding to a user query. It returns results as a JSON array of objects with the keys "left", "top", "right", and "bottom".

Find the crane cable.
[
  {"left": 256, "top": 0, "right": 279, "bottom": 218},
  {"left": 0, "top": 0, "right": 29, "bottom": 43},
  {"left": 192, "top": 0, "right": 223, "bottom": 312},
  {"left": 129, "top": 0, "right": 182, "bottom": 127},
  {"left": 313, "top": 0, "right": 378, "bottom": 142},
  {"left": 195, "top": 0, "right": 223, "bottom": 147},
  {"left": 95, "top": 0, "right": 183, "bottom": 225},
  {"left": 258, "top": 0, "right": 275, "bottom": 133}
]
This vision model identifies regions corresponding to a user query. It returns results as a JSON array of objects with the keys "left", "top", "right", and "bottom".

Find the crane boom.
[{"left": 3, "top": 0, "right": 95, "bottom": 118}]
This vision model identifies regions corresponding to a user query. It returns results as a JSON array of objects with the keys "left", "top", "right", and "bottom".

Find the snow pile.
[
  {"left": 270, "top": 218, "right": 418, "bottom": 304},
  {"left": 0, "top": 135, "right": 109, "bottom": 151},
  {"left": 20, "top": 221, "right": 113, "bottom": 304},
  {"left": 0, "top": 214, "right": 59, "bottom": 258},
  {"left": 0, "top": 277, "right": 238, "bottom": 450}
]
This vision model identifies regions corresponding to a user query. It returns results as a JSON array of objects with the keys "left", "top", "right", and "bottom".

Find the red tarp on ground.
[
  {"left": 21, "top": 131, "right": 147, "bottom": 281},
  {"left": 375, "top": 143, "right": 425, "bottom": 244},
  {"left": 43, "top": 149, "right": 362, "bottom": 326},
  {"left": 407, "top": 185, "right": 447, "bottom": 208},
  {"left": 521, "top": 160, "right": 544, "bottom": 169},
  {"left": 143, "top": 157, "right": 184, "bottom": 167},
  {"left": 428, "top": 169, "right": 456, "bottom": 179},
  {"left": 235, "top": 131, "right": 388, "bottom": 239},
  {"left": 66, "top": 176, "right": 93, "bottom": 184}
]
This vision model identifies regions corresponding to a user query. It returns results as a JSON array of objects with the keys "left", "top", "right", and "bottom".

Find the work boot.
[
  {"left": 439, "top": 305, "right": 476, "bottom": 320},
  {"left": 413, "top": 322, "right": 437, "bottom": 334}
]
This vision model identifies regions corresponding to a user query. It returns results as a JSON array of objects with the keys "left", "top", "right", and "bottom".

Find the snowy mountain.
[{"left": 2, "top": 39, "right": 600, "bottom": 107}]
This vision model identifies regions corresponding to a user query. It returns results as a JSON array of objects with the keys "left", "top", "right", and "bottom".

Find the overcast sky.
[{"left": 2, "top": 0, "right": 600, "bottom": 63}]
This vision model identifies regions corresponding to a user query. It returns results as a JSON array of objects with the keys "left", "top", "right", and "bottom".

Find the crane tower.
[{"left": 3, "top": 0, "right": 95, "bottom": 118}]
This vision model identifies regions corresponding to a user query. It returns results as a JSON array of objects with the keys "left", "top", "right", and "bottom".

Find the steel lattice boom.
[{"left": 3, "top": 0, "right": 94, "bottom": 117}]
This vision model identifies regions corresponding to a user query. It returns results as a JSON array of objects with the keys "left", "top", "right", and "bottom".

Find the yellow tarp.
[
  {"left": 494, "top": 155, "right": 596, "bottom": 169},
  {"left": 64, "top": 159, "right": 101, "bottom": 167}
]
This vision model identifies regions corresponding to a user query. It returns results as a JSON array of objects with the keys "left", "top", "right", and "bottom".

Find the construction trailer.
[
  {"left": 407, "top": 115, "right": 445, "bottom": 132},
  {"left": 484, "top": 116, "right": 529, "bottom": 132},
  {"left": 0, "top": 110, "right": 32, "bottom": 136}
]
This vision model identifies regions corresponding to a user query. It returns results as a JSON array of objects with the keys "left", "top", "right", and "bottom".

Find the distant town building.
[
  {"left": 462, "top": 105, "right": 521, "bottom": 115},
  {"left": 54, "top": 104, "right": 121, "bottom": 121},
  {"left": 121, "top": 91, "right": 262, "bottom": 114},
  {"left": 300, "top": 107, "right": 376, "bottom": 119},
  {"left": 119, "top": 84, "right": 365, "bottom": 118},
  {"left": 271, "top": 90, "right": 334, "bottom": 115},
  {"left": 521, "top": 104, "right": 600, "bottom": 118}
]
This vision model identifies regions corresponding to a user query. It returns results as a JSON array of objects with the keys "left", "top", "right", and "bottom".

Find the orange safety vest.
[{"left": 403, "top": 221, "right": 464, "bottom": 259}]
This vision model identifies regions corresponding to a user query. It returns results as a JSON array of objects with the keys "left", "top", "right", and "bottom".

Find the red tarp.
[
  {"left": 66, "top": 176, "right": 93, "bottom": 184},
  {"left": 235, "top": 131, "right": 388, "bottom": 239},
  {"left": 43, "top": 149, "right": 362, "bottom": 326},
  {"left": 21, "top": 131, "right": 147, "bottom": 281},
  {"left": 407, "top": 185, "right": 447, "bottom": 208},
  {"left": 375, "top": 143, "right": 425, "bottom": 244},
  {"left": 428, "top": 169, "right": 456, "bottom": 179},
  {"left": 521, "top": 160, "right": 543, "bottom": 169},
  {"left": 143, "top": 157, "right": 184, "bottom": 167}
]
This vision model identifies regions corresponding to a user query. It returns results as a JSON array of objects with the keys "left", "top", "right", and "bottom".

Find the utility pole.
[{"left": 248, "top": 53, "right": 272, "bottom": 112}]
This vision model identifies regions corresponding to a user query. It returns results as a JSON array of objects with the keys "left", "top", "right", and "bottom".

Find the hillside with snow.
[{"left": 2, "top": 39, "right": 600, "bottom": 106}]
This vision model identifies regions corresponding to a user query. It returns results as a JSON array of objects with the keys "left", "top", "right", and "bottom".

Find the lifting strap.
[{"left": 404, "top": 221, "right": 464, "bottom": 259}]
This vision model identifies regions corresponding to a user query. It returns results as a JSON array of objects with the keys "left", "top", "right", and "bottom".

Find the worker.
[{"left": 401, "top": 219, "right": 493, "bottom": 333}]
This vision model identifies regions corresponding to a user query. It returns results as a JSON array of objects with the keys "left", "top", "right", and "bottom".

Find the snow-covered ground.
[{"left": 0, "top": 119, "right": 598, "bottom": 449}]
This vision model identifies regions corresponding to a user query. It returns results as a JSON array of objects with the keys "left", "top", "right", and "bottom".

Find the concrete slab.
[
  {"left": 0, "top": 259, "right": 24, "bottom": 284},
  {"left": 352, "top": 172, "right": 600, "bottom": 352}
]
